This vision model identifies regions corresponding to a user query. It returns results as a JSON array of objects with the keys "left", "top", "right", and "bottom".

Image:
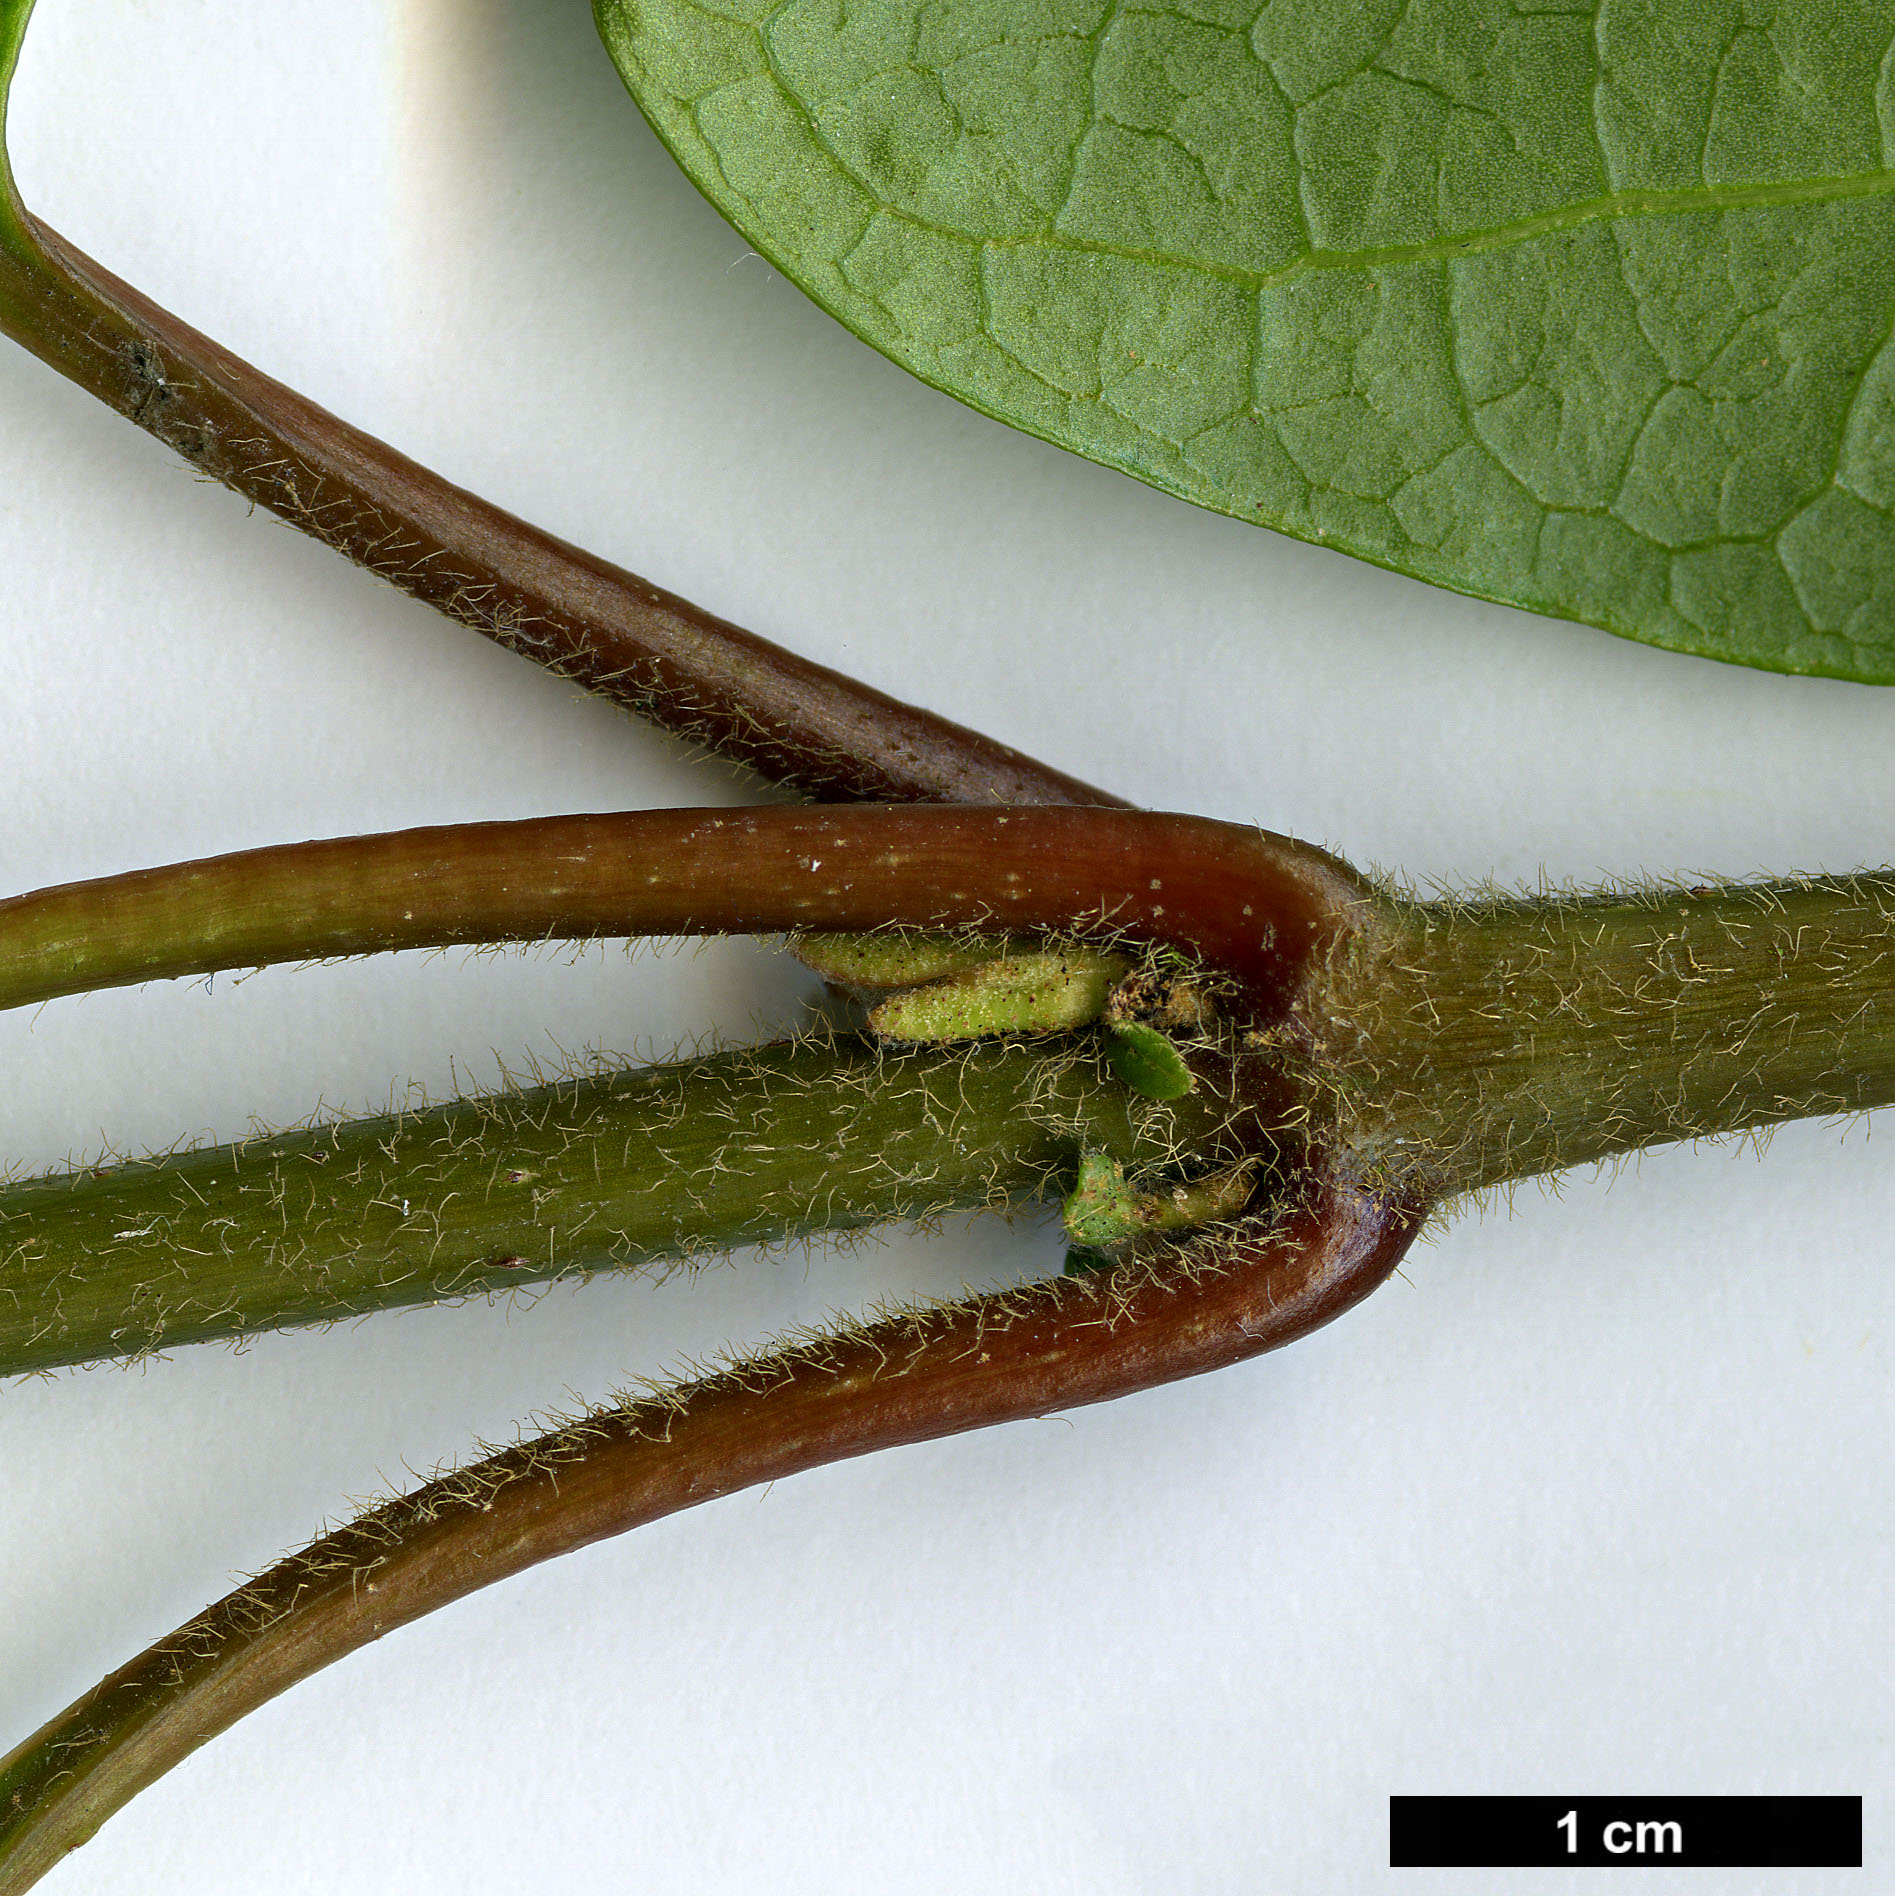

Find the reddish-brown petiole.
[
  {"left": 0, "top": 796, "right": 1429, "bottom": 1887},
  {"left": 0, "top": 1160, "right": 1423, "bottom": 1894},
  {"left": 0, "top": 209, "right": 1119, "bottom": 810},
  {"left": 0, "top": 805, "right": 1366, "bottom": 1024},
  {"left": 0, "top": 22, "right": 1421, "bottom": 1882}
]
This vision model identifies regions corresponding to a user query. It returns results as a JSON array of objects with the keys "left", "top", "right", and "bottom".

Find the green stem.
[
  {"left": 0, "top": 1, "right": 1114, "bottom": 808},
  {"left": 0, "top": 1034, "right": 1244, "bottom": 1378},
  {"left": 15, "top": 830, "right": 1895, "bottom": 1372},
  {"left": 0, "top": 806, "right": 1352, "bottom": 1374},
  {"left": 0, "top": 1165, "right": 1421, "bottom": 1895},
  {"left": 1316, "top": 876, "right": 1895, "bottom": 1194}
]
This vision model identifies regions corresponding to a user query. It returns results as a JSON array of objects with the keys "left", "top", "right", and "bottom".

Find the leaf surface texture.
[{"left": 597, "top": 0, "right": 1895, "bottom": 678}]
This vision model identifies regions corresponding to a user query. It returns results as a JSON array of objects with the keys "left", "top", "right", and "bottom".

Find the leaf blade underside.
[{"left": 596, "top": 0, "right": 1895, "bottom": 681}]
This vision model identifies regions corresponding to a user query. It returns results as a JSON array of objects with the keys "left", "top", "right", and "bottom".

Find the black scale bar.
[{"left": 1390, "top": 1795, "right": 1861, "bottom": 1868}]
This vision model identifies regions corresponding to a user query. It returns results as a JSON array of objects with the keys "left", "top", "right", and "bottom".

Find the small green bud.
[
  {"left": 789, "top": 929, "right": 1012, "bottom": 988},
  {"left": 1105, "top": 1021, "right": 1195, "bottom": 1099},
  {"left": 1060, "top": 1151, "right": 1260, "bottom": 1248},
  {"left": 868, "top": 946, "right": 1130, "bottom": 1043},
  {"left": 1061, "top": 1152, "right": 1142, "bottom": 1247}
]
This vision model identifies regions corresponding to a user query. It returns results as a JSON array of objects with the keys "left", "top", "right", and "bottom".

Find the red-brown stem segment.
[
  {"left": 0, "top": 806, "right": 1370, "bottom": 1026},
  {"left": 0, "top": 1164, "right": 1425, "bottom": 1893},
  {"left": 0, "top": 165, "right": 1117, "bottom": 808}
]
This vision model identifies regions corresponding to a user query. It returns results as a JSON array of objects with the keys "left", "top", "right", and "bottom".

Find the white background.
[{"left": 0, "top": 3, "right": 1889, "bottom": 1889}]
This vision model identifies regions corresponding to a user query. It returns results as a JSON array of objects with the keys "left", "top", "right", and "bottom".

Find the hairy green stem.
[
  {"left": 0, "top": 805, "right": 1353, "bottom": 1375},
  {"left": 0, "top": 1035, "right": 1244, "bottom": 1378},
  {"left": 13, "top": 823, "right": 1895, "bottom": 1375},
  {"left": 0, "top": 1165, "right": 1421, "bottom": 1894},
  {"left": 0, "top": 2, "right": 1116, "bottom": 810},
  {"left": 1313, "top": 876, "right": 1895, "bottom": 1194}
]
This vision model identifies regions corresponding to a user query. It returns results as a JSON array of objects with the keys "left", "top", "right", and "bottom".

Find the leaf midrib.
[
  {"left": 855, "top": 165, "right": 1895, "bottom": 287},
  {"left": 707, "top": 8, "right": 1895, "bottom": 286}
]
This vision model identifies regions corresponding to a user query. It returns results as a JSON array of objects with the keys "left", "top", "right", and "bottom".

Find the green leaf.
[
  {"left": 0, "top": 0, "right": 38, "bottom": 257},
  {"left": 595, "top": 0, "right": 1895, "bottom": 682},
  {"left": 1105, "top": 1020, "right": 1194, "bottom": 1100}
]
